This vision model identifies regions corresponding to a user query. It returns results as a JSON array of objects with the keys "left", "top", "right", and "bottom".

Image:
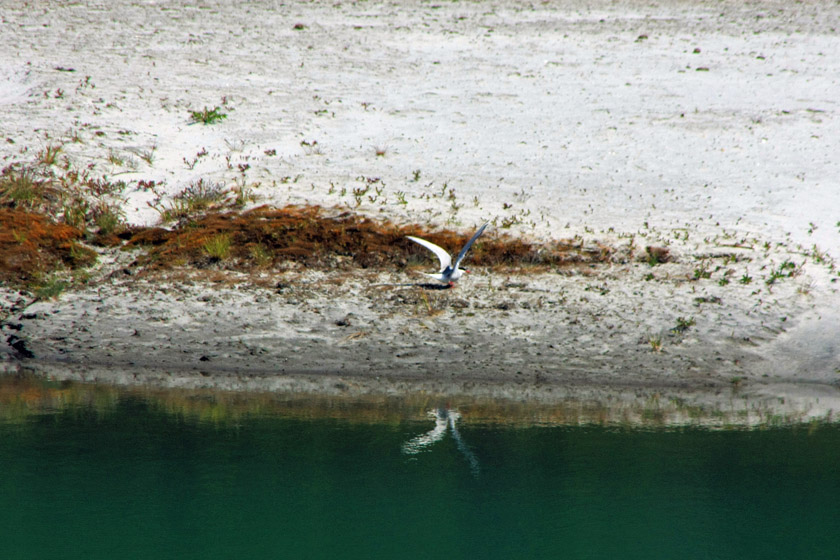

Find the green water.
[{"left": 2, "top": 397, "right": 839, "bottom": 559}]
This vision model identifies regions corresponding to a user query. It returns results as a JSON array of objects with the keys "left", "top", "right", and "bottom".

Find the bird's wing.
[
  {"left": 407, "top": 236, "right": 451, "bottom": 272},
  {"left": 452, "top": 222, "right": 488, "bottom": 269}
]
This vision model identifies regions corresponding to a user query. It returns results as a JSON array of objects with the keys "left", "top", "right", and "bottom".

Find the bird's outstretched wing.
[
  {"left": 452, "top": 222, "right": 488, "bottom": 269},
  {"left": 407, "top": 236, "right": 451, "bottom": 272}
]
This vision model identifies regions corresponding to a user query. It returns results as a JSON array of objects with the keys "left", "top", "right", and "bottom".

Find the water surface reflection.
[
  {"left": 1, "top": 373, "right": 840, "bottom": 559},
  {"left": 402, "top": 408, "right": 480, "bottom": 476}
]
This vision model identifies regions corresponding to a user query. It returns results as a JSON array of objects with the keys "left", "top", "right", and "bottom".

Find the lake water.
[{"left": 1, "top": 378, "right": 839, "bottom": 559}]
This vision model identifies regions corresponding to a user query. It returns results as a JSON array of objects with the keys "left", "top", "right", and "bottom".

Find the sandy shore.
[
  {"left": 3, "top": 250, "right": 840, "bottom": 425},
  {"left": 2, "top": 0, "right": 840, "bottom": 421}
]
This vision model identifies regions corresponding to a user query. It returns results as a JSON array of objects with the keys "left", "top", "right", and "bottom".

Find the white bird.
[{"left": 407, "top": 223, "right": 488, "bottom": 287}]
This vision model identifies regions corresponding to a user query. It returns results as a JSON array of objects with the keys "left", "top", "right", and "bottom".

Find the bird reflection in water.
[{"left": 401, "top": 408, "right": 480, "bottom": 476}]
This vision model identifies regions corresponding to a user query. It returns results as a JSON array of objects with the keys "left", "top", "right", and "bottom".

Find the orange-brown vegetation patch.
[
  {"left": 127, "top": 205, "right": 615, "bottom": 272},
  {"left": 0, "top": 209, "right": 95, "bottom": 285}
]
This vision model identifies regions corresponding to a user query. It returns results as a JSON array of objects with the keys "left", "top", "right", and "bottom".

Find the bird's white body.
[{"left": 407, "top": 223, "right": 488, "bottom": 286}]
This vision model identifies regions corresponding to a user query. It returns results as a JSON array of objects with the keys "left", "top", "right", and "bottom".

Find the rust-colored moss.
[
  {"left": 0, "top": 209, "right": 87, "bottom": 285},
  {"left": 1, "top": 200, "right": 615, "bottom": 286},
  {"left": 126, "top": 205, "right": 613, "bottom": 272}
]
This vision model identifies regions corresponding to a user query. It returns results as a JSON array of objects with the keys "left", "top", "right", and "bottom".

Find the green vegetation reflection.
[{"left": 0, "top": 384, "right": 839, "bottom": 560}]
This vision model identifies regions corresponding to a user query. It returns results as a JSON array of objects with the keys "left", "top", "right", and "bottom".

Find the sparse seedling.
[
  {"left": 190, "top": 106, "right": 227, "bottom": 125},
  {"left": 76, "top": 75, "right": 94, "bottom": 91},
  {"left": 107, "top": 150, "right": 125, "bottom": 167},
  {"left": 300, "top": 140, "right": 322, "bottom": 155},
  {"left": 232, "top": 180, "right": 256, "bottom": 207},
  {"left": 693, "top": 265, "right": 711, "bottom": 280},
  {"left": 811, "top": 245, "right": 831, "bottom": 266},
  {"left": 766, "top": 260, "right": 797, "bottom": 285},
  {"left": 138, "top": 145, "right": 156, "bottom": 165},
  {"left": 38, "top": 144, "right": 62, "bottom": 166},
  {"left": 418, "top": 291, "right": 443, "bottom": 317},
  {"left": 188, "top": 147, "right": 210, "bottom": 169},
  {"left": 352, "top": 184, "right": 370, "bottom": 207},
  {"left": 249, "top": 243, "right": 272, "bottom": 268},
  {"left": 411, "top": 169, "right": 421, "bottom": 182},
  {"left": 648, "top": 335, "right": 663, "bottom": 352},
  {"left": 740, "top": 273, "right": 753, "bottom": 285}
]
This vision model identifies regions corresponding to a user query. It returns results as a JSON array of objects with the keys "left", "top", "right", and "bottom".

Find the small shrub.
[
  {"left": 671, "top": 316, "right": 696, "bottom": 334},
  {"left": 189, "top": 106, "right": 227, "bottom": 125}
]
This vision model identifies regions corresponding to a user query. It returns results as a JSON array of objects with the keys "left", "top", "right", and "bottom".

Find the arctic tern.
[{"left": 406, "top": 222, "right": 488, "bottom": 287}]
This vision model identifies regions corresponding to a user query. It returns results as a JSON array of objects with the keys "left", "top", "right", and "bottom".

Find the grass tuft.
[
  {"left": 32, "top": 273, "right": 68, "bottom": 300},
  {"left": 202, "top": 234, "right": 232, "bottom": 261},
  {"left": 248, "top": 243, "right": 272, "bottom": 268},
  {"left": 155, "top": 179, "right": 228, "bottom": 223}
]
